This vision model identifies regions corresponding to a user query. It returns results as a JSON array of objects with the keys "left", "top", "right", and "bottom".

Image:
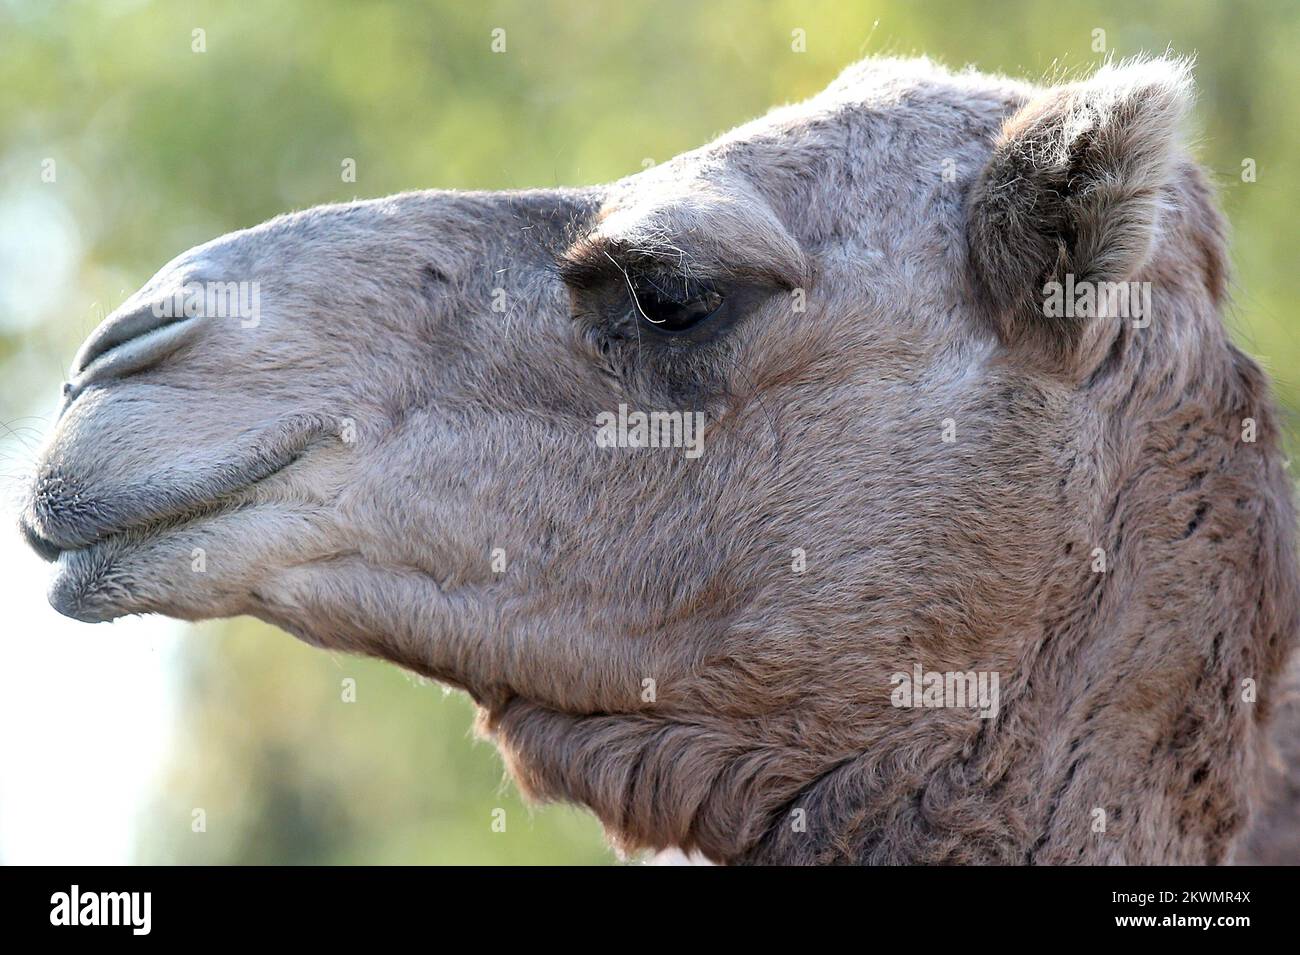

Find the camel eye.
[{"left": 632, "top": 284, "right": 724, "bottom": 334}]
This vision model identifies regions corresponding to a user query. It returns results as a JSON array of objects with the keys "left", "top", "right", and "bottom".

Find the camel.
[{"left": 19, "top": 55, "right": 1300, "bottom": 865}]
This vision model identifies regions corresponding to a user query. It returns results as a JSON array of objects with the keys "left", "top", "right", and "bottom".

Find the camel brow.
[{"left": 558, "top": 232, "right": 796, "bottom": 293}]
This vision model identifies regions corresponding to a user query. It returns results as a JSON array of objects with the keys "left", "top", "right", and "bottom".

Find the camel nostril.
[
  {"left": 72, "top": 303, "right": 196, "bottom": 376},
  {"left": 64, "top": 303, "right": 203, "bottom": 404}
]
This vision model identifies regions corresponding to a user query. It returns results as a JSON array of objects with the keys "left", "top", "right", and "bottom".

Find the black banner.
[{"left": 0, "top": 865, "right": 1284, "bottom": 940}]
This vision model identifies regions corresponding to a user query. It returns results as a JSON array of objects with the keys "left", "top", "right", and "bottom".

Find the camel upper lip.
[
  {"left": 21, "top": 461, "right": 287, "bottom": 561},
  {"left": 19, "top": 493, "right": 239, "bottom": 563},
  {"left": 20, "top": 412, "right": 334, "bottom": 562}
]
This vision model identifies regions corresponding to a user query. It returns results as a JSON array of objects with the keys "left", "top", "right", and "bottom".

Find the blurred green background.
[{"left": 0, "top": 0, "right": 1296, "bottom": 864}]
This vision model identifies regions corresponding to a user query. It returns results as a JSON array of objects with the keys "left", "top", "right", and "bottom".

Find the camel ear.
[{"left": 967, "top": 58, "right": 1193, "bottom": 348}]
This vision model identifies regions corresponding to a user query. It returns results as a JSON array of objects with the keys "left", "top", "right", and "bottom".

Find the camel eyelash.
[
  {"left": 559, "top": 237, "right": 735, "bottom": 338},
  {"left": 558, "top": 236, "right": 699, "bottom": 293}
]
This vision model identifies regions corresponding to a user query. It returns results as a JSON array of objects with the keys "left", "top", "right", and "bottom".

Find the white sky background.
[
  {"left": 0, "top": 438, "right": 184, "bottom": 864},
  {"left": 0, "top": 178, "right": 185, "bottom": 864}
]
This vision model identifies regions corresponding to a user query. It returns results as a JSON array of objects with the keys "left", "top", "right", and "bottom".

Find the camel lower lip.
[
  {"left": 44, "top": 511, "right": 224, "bottom": 623},
  {"left": 48, "top": 541, "right": 122, "bottom": 623}
]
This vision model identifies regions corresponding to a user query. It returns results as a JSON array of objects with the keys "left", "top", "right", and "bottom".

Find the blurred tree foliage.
[
  {"left": 137, "top": 624, "right": 608, "bottom": 864},
  {"left": 1, "top": 0, "right": 1296, "bottom": 863}
]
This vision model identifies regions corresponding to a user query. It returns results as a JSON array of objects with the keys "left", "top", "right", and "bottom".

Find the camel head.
[{"left": 21, "top": 57, "right": 1299, "bottom": 864}]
